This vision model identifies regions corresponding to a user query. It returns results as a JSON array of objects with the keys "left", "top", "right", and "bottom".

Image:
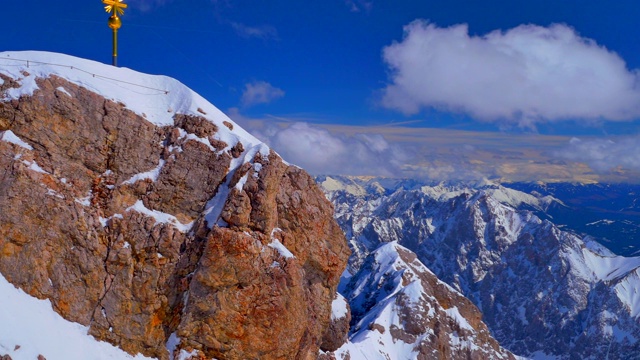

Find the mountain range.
[{"left": 319, "top": 175, "right": 640, "bottom": 359}]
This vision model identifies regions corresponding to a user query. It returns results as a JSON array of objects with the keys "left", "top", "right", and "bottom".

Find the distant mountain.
[
  {"left": 320, "top": 175, "right": 640, "bottom": 359},
  {"left": 507, "top": 182, "right": 640, "bottom": 256}
]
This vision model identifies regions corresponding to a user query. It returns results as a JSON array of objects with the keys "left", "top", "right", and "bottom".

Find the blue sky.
[{"left": 4, "top": 0, "right": 640, "bottom": 182}]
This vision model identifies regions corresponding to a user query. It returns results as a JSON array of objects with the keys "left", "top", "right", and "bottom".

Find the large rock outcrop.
[{"left": 0, "top": 51, "right": 350, "bottom": 359}]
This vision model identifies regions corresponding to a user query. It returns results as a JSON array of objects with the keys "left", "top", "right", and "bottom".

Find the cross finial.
[{"left": 103, "top": 0, "right": 128, "bottom": 16}]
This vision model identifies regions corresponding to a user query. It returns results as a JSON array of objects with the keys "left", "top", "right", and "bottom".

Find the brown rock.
[{"left": 0, "top": 74, "right": 349, "bottom": 360}]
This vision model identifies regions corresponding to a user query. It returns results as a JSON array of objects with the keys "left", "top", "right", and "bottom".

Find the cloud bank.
[
  {"left": 229, "top": 108, "right": 640, "bottom": 182},
  {"left": 255, "top": 123, "right": 407, "bottom": 177},
  {"left": 241, "top": 81, "right": 285, "bottom": 107},
  {"left": 228, "top": 111, "right": 408, "bottom": 176},
  {"left": 557, "top": 136, "right": 640, "bottom": 172},
  {"left": 381, "top": 21, "right": 640, "bottom": 126}
]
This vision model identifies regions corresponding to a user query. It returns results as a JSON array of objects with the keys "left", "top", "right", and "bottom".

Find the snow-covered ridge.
[
  {"left": 0, "top": 51, "right": 262, "bottom": 152},
  {"left": 319, "top": 175, "right": 562, "bottom": 211},
  {"left": 334, "top": 242, "right": 514, "bottom": 360}
]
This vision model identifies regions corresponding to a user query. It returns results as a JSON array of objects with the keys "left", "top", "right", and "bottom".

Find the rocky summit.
[{"left": 0, "top": 51, "right": 350, "bottom": 360}]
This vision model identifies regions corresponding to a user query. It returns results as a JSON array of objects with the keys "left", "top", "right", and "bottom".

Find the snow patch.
[
  {"left": 75, "top": 192, "right": 92, "bottom": 207},
  {"left": 45, "top": 188, "right": 64, "bottom": 199},
  {"left": 23, "top": 160, "right": 48, "bottom": 174},
  {"left": 203, "top": 182, "right": 231, "bottom": 228},
  {"left": 268, "top": 239, "right": 295, "bottom": 259},
  {"left": 176, "top": 350, "right": 198, "bottom": 360},
  {"left": 165, "top": 332, "right": 180, "bottom": 360},
  {"left": 445, "top": 307, "right": 474, "bottom": 331},
  {"left": 0, "top": 273, "right": 153, "bottom": 360},
  {"left": 123, "top": 160, "right": 165, "bottom": 185},
  {"left": 126, "top": 200, "right": 193, "bottom": 233},
  {"left": 331, "top": 293, "right": 349, "bottom": 320},
  {"left": 235, "top": 173, "right": 248, "bottom": 191},
  {"left": 56, "top": 86, "right": 71, "bottom": 96},
  {"left": 0, "top": 130, "right": 33, "bottom": 150}
]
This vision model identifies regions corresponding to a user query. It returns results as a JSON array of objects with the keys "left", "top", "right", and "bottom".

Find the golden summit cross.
[
  {"left": 102, "top": 0, "right": 127, "bottom": 66},
  {"left": 103, "top": 0, "right": 127, "bottom": 15}
]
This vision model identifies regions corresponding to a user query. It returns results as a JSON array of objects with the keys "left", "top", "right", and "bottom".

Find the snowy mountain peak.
[
  {"left": 329, "top": 241, "right": 515, "bottom": 360},
  {"left": 0, "top": 51, "right": 262, "bottom": 152}
]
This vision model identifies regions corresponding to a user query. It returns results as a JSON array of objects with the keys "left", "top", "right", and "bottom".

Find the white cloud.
[
  {"left": 381, "top": 21, "right": 640, "bottom": 126},
  {"left": 557, "top": 136, "right": 640, "bottom": 172},
  {"left": 230, "top": 22, "right": 278, "bottom": 40},
  {"left": 345, "top": 0, "right": 372, "bottom": 12},
  {"left": 241, "top": 81, "right": 285, "bottom": 107}
]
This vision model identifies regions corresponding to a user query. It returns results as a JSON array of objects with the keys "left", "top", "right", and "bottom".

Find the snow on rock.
[
  {"left": 613, "top": 268, "right": 640, "bottom": 318},
  {"left": 0, "top": 273, "right": 154, "bottom": 360},
  {"left": 0, "top": 51, "right": 259, "bottom": 148},
  {"left": 55, "top": 86, "right": 71, "bottom": 96},
  {"left": 268, "top": 240, "right": 295, "bottom": 259},
  {"left": 0, "top": 130, "right": 33, "bottom": 150},
  {"left": 331, "top": 293, "right": 349, "bottom": 321},
  {"left": 123, "top": 160, "right": 165, "bottom": 185},
  {"left": 581, "top": 248, "right": 640, "bottom": 283},
  {"left": 0, "top": 51, "right": 279, "bottom": 234},
  {"left": 202, "top": 142, "right": 270, "bottom": 228},
  {"left": 126, "top": 200, "right": 193, "bottom": 233}
]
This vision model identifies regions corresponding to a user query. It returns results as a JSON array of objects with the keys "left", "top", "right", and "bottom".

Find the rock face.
[
  {"left": 321, "top": 175, "right": 640, "bottom": 359},
  {"left": 0, "top": 52, "right": 350, "bottom": 360}
]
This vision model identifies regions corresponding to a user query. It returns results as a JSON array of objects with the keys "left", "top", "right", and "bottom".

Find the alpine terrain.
[{"left": 320, "top": 175, "right": 640, "bottom": 360}]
